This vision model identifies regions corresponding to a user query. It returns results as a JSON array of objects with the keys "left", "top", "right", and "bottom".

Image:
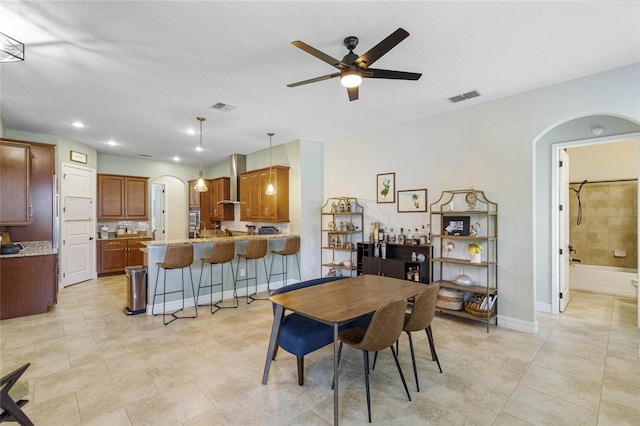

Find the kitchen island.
[
  {"left": 142, "top": 234, "right": 297, "bottom": 314},
  {"left": 0, "top": 241, "right": 58, "bottom": 319}
]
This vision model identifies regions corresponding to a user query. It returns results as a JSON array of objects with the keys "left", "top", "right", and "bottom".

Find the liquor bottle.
[
  {"left": 426, "top": 224, "right": 431, "bottom": 244},
  {"left": 407, "top": 228, "right": 413, "bottom": 245},
  {"left": 414, "top": 265, "right": 420, "bottom": 282},
  {"left": 378, "top": 227, "right": 385, "bottom": 243},
  {"left": 398, "top": 228, "right": 405, "bottom": 245},
  {"left": 419, "top": 225, "right": 427, "bottom": 245},
  {"left": 381, "top": 241, "right": 386, "bottom": 259},
  {"left": 389, "top": 228, "right": 396, "bottom": 243},
  {"left": 413, "top": 228, "right": 420, "bottom": 245},
  {"left": 369, "top": 223, "right": 374, "bottom": 243}
]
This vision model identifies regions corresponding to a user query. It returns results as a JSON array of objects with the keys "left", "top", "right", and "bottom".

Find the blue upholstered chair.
[{"left": 271, "top": 276, "right": 372, "bottom": 386}]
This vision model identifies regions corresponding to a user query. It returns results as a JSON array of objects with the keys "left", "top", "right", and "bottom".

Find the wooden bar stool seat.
[
  {"left": 235, "top": 239, "right": 269, "bottom": 304},
  {"left": 198, "top": 241, "right": 237, "bottom": 313},
  {"left": 152, "top": 244, "right": 197, "bottom": 325},
  {"left": 269, "top": 236, "right": 301, "bottom": 286}
]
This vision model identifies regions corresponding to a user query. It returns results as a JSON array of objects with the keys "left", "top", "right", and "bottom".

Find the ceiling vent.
[
  {"left": 447, "top": 90, "right": 481, "bottom": 103},
  {"left": 210, "top": 102, "right": 236, "bottom": 112},
  {"left": 138, "top": 153, "right": 152, "bottom": 157}
]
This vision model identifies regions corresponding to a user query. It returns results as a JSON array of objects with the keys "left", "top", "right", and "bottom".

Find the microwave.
[{"left": 189, "top": 210, "right": 200, "bottom": 226}]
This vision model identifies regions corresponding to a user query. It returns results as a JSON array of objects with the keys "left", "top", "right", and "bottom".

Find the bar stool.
[
  {"left": 152, "top": 244, "right": 197, "bottom": 325},
  {"left": 235, "top": 239, "right": 269, "bottom": 304},
  {"left": 198, "top": 241, "right": 237, "bottom": 313},
  {"left": 269, "top": 236, "right": 301, "bottom": 286}
]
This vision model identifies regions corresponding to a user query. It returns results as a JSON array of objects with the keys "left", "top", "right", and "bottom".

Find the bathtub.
[{"left": 570, "top": 264, "right": 638, "bottom": 298}]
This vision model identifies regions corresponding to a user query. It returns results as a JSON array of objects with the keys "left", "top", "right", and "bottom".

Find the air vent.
[
  {"left": 210, "top": 102, "right": 236, "bottom": 112},
  {"left": 138, "top": 153, "right": 152, "bottom": 158},
  {"left": 447, "top": 90, "right": 481, "bottom": 103}
]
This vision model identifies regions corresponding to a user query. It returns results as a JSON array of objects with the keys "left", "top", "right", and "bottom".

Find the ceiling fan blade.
[
  {"left": 366, "top": 68, "right": 422, "bottom": 80},
  {"left": 287, "top": 73, "right": 340, "bottom": 88},
  {"left": 291, "top": 41, "right": 347, "bottom": 69},
  {"left": 347, "top": 86, "right": 359, "bottom": 101},
  {"left": 355, "top": 28, "right": 410, "bottom": 68}
]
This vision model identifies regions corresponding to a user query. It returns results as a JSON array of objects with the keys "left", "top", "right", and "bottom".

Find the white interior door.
[
  {"left": 558, "top": 149, "right": 570, "bottom": 312},
  {"left": 61, "top": 163, "right": 96, "bottom": 287},
  {"left": 152, "top": 183, "right": 166, "bottom": 240}
]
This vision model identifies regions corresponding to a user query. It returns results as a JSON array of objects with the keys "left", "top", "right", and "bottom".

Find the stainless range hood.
[{"left": 218, "top": 153, "right": 246, "bottom": 204}]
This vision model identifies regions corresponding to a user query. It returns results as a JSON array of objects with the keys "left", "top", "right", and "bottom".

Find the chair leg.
[
  {"left": 188, "top": 266, "right": 197, "bottom": 318},
  {"left": 294, "top": 253, "right": 301, "bottom": 280},
  {"left": 296, "top": 356, "right": 305, "bottom": 386},
  {"left": 0, "top": 397, "right": 34, "bottom": 426},
  {"left": 425, "top": 325, "right": 442, "bottom": 373},
  {"left": 372, "top": 350, "right": 378, "bottom": 370},
  {"left": 406, "top": 331, "right": 420, "bottom": 391},
  {"left": 389, "top": 345, "right": 412, "bottom": 402},
  {"left": 363, "top": 350, "right": 372, "bottom": 423}
]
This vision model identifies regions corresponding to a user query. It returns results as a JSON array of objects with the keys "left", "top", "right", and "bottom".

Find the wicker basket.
[
  {"left": 464, "top": 293, "right": 495, "bottom": 317},
  {"left": 436, "top": 288, "right": 464, "bottom": 311}
]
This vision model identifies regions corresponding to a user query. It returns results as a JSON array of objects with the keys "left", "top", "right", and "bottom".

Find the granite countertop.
[
  {"left": 0, "top": 241, "right": 57, "bottom": 258},
  {"left": 144, "top": 233, "right": 294, "bottom": 247},
  {"left": 97, "top": 233, "right": 152, "bottom": 241}
]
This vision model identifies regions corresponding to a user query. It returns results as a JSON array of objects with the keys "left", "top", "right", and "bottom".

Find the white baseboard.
[
  {"left": 498, "top": 314, "right": 538, "bottom": 334},
  {"left": 536, "top": 301, "right": 552, "bottom": 313}
]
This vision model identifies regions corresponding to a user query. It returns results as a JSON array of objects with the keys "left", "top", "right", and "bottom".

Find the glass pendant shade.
[
  {"left": 265, "top": 132, "right": 276, "bottom": 196},
  {"left": 194, "top": 171, "right": 208, "bottom": 192},
  {"left": 194, "top": 117, "right": 208, "bottom": 192}
]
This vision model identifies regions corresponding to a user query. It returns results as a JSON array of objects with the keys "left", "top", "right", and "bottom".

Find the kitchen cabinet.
[
  {"left": 209, "top": 177, "right": 234, "bottom": 221},
  {"left": 1, "top": 254, "right": 57, "bottom": 319},
  {"left": 0, "top": 140, "right": 31, "bottom": 225},
  {"left": 97, "top": 237, "right": 151, "bottom": 276},
  {"left": 187, "top": 179, "right": 211, "bottom": 225},
  {"left": 430, "top": 189, "right": 498, "bottom": 332},
  {"left": 239, "top": 165, "right": 289, "bottom": 222},
  {"left": 97, "top": 174, "right": 149, "bottom": 221}
]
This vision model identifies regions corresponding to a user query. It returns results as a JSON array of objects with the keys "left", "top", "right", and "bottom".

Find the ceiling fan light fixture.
[
  {"left": 194, "top": 116, "right": 208, "bottom": 193},
  {"left": 340, "top": 70, "right": 362, "bottom": 88}
]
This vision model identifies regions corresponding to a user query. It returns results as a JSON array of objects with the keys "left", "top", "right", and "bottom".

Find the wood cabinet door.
[
  {"left": 239, "top": 174, "right": 250, "bottom": 221},
  {"left": 209, "top": 177, "right": 233, "bottom": 220},
  {"left": 260, "top": 170, "right": 276, "bottom": 220},
  {"left": 273, "top": 167, "right": 289, "bottom": 222},
  {"left": 127, "top": 238, "right": 150, "bottom": 266},
  {"left": 249, "top": 173, "right": 261, "bottom": 220},
  {"left": 98, "top": 240, "right": 127, "bottom": 274},
  {"left": 98, "top": 175, "right": 125, "bottom": 220},
  {"left": 0, "top": 141, "right": 31, "bottom": 225},
  {"left": 362, "top": 256, "right": 382, "bottom": 275},
  {"left": 188, "top": 180, "right": 199, "bottom": 208},
  {"left": 381, "top": 258, "right": 405, "bottom": 279},
  {"left": 124, "top": 177, "right": 148, "bottom": 220}
]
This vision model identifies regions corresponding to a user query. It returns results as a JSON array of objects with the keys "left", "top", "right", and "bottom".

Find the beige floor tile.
[
  {"left": 1, "top": 276, "right": 637, "bottom": 425},
  {"left": 502, "top": 385, "right": 598, "bottom": 425}
]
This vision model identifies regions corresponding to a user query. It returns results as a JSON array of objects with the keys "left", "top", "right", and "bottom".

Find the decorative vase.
[{"left": 471, "top": 252, "right": 481, "bottom": 263}]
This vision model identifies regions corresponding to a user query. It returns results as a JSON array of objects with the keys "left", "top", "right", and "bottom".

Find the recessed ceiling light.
[
  {"left": 71, "top": 121, "right": 85, "bottom": 128},
  {"left": 173, "top": 156, "right": 180, "bottom": 162},
  {"left": 185, "top": 129, "right": 196, "bottom": 135},
  {"left": 107, "top": 140, "right": 117, "bottom": 146},
  {"left": 196, "top": 146, "right": 203, "bottom": 152}
]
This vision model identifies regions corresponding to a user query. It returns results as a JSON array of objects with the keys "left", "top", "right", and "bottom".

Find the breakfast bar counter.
[{"left": 142, "top": 234, "right": 297, "bottom": 313}]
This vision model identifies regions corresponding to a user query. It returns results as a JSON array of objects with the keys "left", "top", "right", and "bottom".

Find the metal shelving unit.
[{"left": 321, "top": 197, "right": 363, "bottom": 277}]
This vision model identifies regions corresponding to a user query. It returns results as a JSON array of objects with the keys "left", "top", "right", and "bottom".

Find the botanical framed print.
[
  {"left": 397, "top": 189, "right": 427, "bottom": 212},
  {"left": 70, "top": 150, "right": 87, "bottom": 164},
  {"left": 376, "top": 172, "right": 395, "bottom": 203}
]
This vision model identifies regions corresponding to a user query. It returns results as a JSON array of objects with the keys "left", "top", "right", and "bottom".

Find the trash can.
[{"left": 124, "top": 266, "right": 147, "bottom": 315}]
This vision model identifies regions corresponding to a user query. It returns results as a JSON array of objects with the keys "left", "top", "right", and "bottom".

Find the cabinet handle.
[{"left": 28, "top": 204, "right": 32, "bottom": 219}]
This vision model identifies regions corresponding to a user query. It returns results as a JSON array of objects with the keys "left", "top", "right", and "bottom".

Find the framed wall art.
[
  {"left": 397, "top": 189, "right": 427, "bottom": 212},
  {"left": 70, "top": 150, "right": 87, "bottom": 164},
  {"left": 376, "top": 172, "right": 395, "bottom": 203}
]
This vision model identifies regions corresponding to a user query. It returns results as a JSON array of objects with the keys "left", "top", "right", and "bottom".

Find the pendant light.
[
  {"left": 265, "top": 132, "right": 276, "bottom": 196},
  {"left": 194, "top": 117, "right": 208, "bottom": 192}
]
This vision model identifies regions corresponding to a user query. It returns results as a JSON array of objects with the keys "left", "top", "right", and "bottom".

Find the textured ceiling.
[{"left": 1, "top": 1, "right": 638, "bottom": 165}]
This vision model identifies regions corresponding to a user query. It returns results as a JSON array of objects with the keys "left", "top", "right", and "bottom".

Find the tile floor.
[{"left": 1, "top": 276, "right": 638, "bottom": 425}]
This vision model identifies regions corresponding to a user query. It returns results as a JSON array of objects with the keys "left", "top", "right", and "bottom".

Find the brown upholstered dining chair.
[
  {"left": 336, "top": 298, "right": 411, "bottom": 423},
  {"left": 198, "top": 241, "right": 237, "bottom": 313},
  {"left": 152, "top": 244, "right": 197, "bottom": 325},
  {"left": 401, "top": 284, "right": 442, "bottom": 391}
]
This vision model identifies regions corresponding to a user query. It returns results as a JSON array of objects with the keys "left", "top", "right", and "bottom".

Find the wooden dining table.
[{"left": 262, "top": 274, "right": 427, "bottom": 425}]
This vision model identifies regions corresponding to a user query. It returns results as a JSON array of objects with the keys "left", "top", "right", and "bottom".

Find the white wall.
[{"left": 325, "top": 64, "right": 640, "bottom": 333}]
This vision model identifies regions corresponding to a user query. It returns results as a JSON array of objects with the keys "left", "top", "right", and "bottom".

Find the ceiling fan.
[{"left": 287, "top": 28, "right": 422, "bottom": 101}]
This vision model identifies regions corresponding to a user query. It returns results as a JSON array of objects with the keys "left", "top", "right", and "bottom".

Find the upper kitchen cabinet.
[
  {"left": 0, "top": 141, "right": 31, "bottom": 225},
  {"left": 187, "top": 179, "right": 210, "bottom": 223},
  {"left": 97, "top": 174, "right": 149, "bottom": 221},
  {"left": 239, "top": 165, "right": 289, "bottom": 222},
  {"left": 209, "top": 177, "right": 234, "bottom": 221}
]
